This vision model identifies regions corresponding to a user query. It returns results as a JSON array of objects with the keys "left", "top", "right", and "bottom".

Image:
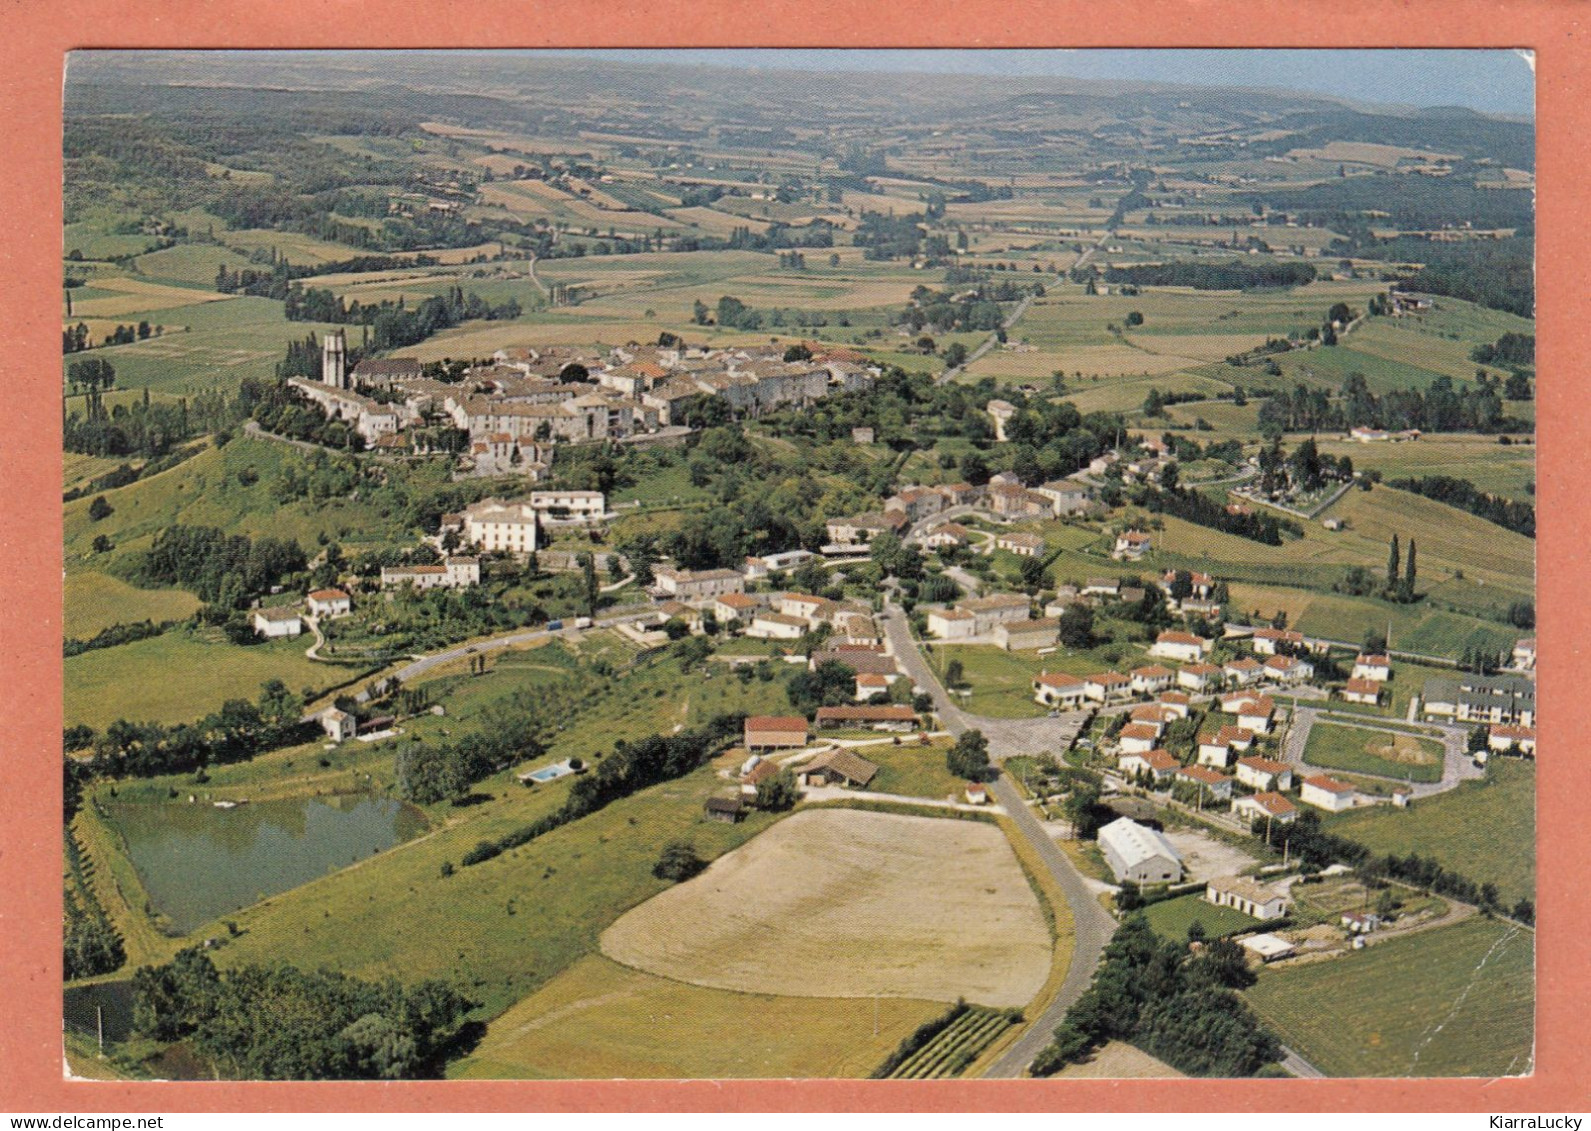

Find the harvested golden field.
[
  {"left": 1055, "top": 1040, "right": 1186, "bottom": 1079},
  {"left": 69, "top": 277, "right": 230, "bottom": 319},
  {"left": 452, "top": 955, "right": 941, "bottom": 1079},
  {"left": 600, "top": 809, "right": 1051, "bottom": 1008}
]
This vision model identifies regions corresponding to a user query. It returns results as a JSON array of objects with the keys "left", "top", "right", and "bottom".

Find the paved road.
[
  {"left": 1280, "top": 704, "right": 1479, "bottom": 798},
  {"left": 937, "top": 291, "right": 1037, "bottom": 384},
  {"left": 880, "top": 603, "right": 1115, "bottom": 1075},
  {"left": 983, "top": 773, "right": 1118, "bottom": 1078}
]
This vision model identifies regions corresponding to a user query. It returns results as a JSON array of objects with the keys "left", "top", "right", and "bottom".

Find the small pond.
[{"left": 103, "top": 794, "right": 427, "bottom": 935}]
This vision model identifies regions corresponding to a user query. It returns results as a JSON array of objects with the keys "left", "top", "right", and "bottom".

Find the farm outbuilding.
[{"left": 1097, "top": 817, "right": 1184, "bottom": 884}]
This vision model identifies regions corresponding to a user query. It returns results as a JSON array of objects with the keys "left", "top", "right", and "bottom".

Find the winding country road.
[{"left": 880, "top": 604, "right": 1115, "bottom": 1075}]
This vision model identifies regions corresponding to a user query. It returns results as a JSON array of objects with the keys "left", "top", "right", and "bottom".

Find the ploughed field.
[{"left": 599, "top": 808, "right": 1052, "bottom": 1008}]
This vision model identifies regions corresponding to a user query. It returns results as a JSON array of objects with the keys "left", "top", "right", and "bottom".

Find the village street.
[{"left": 880, "top": 603, "right": 1116, "bottom": 1077}]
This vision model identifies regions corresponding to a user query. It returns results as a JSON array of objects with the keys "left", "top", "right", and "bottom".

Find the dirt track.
[{"left": 600, "top": 809, "right": 1051, "bottom": 1007}]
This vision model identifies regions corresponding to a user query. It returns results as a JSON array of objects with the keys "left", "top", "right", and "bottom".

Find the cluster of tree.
[
  {"left": 285, "top": 284, "right": 521, "bottom": 351},
  {"left": 1386, "top": 476, "right": 1534, "bottom": 538},
  {"left": 653, "top": 840, "right": 706, "bottom": 882},
  {"left": 131, "top": 524, "right": 307, "bottom": 608},
  {"left": 1140, "top": 387, "right": 1209, "bottom": 418},
  {"left": 131, "top": 948, "right": 472, "bottom": 1079},
  {"left": 78, "top": 679, "right": 314, "bottom": 779},
  {"left": 693, "top": 294, "right": 843, "bottom": 333},
  {"left": 1030, "top": 915, "right": 1282, "bottom": 1077},
  {"left": 853, "top": 210, "right": 928, "bottom": 261},
  {"left": 787, "top": 659, "right": 863, "bottom": 716},
  {"left": 901, "top": 279, "right": 1039, "bottom": 335},
  {"left": 395, "top": 711, "right": 546, "bottom": 805},
  {"left": 1470, "top": 332, "right": 1534, "bottom": 370},
  {"left": 458, "top": 714, "right": 745, "bottom": 868},
  {"left": 214, "top": 252, "right": 440, "bottom": 298},
  {"left": 945, "top": 730, "right": 991, "bottom": 781},
  {"left": 1089, "top": 260, "right": 1316, "bottom": 291},
  {"left": 65, "top": 387, "right": 211, "bottom": 464},
  {"left": 243, "top": 375, "right": 365, "bottom": 452},
  {"left": 1383, "top": 534, "right": 1420, "bottom": 603},
  {"left": 1257, "top": 372, "right": 1524, "bottom": 436},
  {"left": 1135, "top": 483, "right": 1300, "bottom": 546}
]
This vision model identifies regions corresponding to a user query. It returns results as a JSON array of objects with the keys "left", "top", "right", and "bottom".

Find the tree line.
[
  {"left": 74, "top": 679, "right": 315, "bottom": 780},
  {"left": 131, "top": 947, "right": 472, "bottom": 1079},
  {"left": 456, "top": 714, "right": 746, "bottom": 869},
  {"left": 1089, "top": 259, "right": 1317, "bottom": 291},
  {"left": 132, "top": 524, "right": 308, "bottom": 608},
  {"left": 284, "top": 284, "right": 521, "bottom": 352},
  {"left": 1257, "top": 372, "right": 1523, "bottom": 436},
  {"left": 1136, "top": 483, "right": 1301, "bottom": 546}
]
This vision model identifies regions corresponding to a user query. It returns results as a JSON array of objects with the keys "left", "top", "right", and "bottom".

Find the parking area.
[{"left": 1161, "top": 828, "right": 1261, "bottom": 882}]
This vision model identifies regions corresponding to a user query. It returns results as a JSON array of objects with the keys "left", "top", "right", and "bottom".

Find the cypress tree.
[{"left": 1386, "top": 534, "right": 1400, "bottom": 589}]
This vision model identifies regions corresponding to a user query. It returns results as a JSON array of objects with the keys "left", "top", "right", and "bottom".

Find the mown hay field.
[{"left": 451, "top": 954, "right": 942, "bottom": 1079}]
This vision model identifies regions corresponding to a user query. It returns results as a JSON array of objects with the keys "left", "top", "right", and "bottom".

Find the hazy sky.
[{"left": 546, "top": 49, "right": 1535, "bottom": 118}]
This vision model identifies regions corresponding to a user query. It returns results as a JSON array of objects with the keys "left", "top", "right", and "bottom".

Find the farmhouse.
[
  {"left": 1033, "top": 480, "right": 1092, "bottom": 516},
  {"left": 1300, "top": 774, "right": 1358, "bottom": 812},
  {"left": 1033, "top": 671, "right": 1089, "bottom": 709},
  {"left": 798, "top": 748, "right": 880, "bottom": 788},
  {"left": 1421, "top": 673, "right": 1535, "bottom": 727},
  {"left": 926, "top": 607, "right": 977, "bottom": 640},
  {"left": 252, "top": 605, "right": 303, "bottom": 638},
  {"left": 917, "top": 522, "right": 970, "bottom": 550},
  {"left": 1205, "top": 876, "right": 1287, "bottom": 920},
  {"left": 711, "top": 592, "right": 763, "bottom": 625},
  {"left": 1161, "top": 569, "right": 1216, "bottom": 600},
  {"left": 1150, "top": 631, "right": 1210, "bottom": 664},
  {"left": 653, "top": 566, "right": 745, "bottom": 603},
  {"left": 742, "top": 548, "right": 816, "bottom": 579},
  {"left": 1176, "top": 764, "right": 1234, "bottom": 802},
  {"left": 1343, "top": 678, "right": 1383, "bottom": 705},
  {"left": 746, "top": 612, "right": 809, "bottom": 640},
  {"left": 986, "top": 484, "right": 1052, "bottom": 519},
  {"left": 995, "top": 617, "right": 1059, "bottom": 651},
  {"left": 459, "top": 498, "right": 540, "bottom": 554},
  {"left": 996, "top": 532, "right": 1045, "bottom": 557},
  {"left": 1082, "top": 577, "right": 1121, "bottom": 598},
  {"left": 1353, "top": 654, "right": 1392, "bottom": 682},
  {"left": 1118, "top": 747, "right": 1179, "bottom": 784},
  {"left": 380, "top": 556, "right": 482, "bottom": 591},
  {"left": 306, "top": 588, "right": 352, "bottom": 618},
  {"left": 318, "top": 707, "right": 358, "bottom": 742},
  {"left": 814, "top": 705, "right": 918, "bottom": 731},
  {"left": 825, "top": 512, "right": 901, "bottom": 548},
  {"left": 1097, "top": 817, "right": 1184, "bottom": 884},
  {"left": 528, "top": 489, "right": 607, "bottom": 519},
  {"left": 854, "top": 672, "right": 894, "bottom": 700},
  {"left": 1232, "top": 791, "right": 1298, "bottom": 825},
  {"left": 959, "top": 593, "right": 1033, "bottom": 634},
  {"left": 744, "top": 716, "right": 809, "bottom": 751},
  {"left": 1235, "top": 755, "right": 1293, "bottom": 792},
  {"left": 1113, "top": 531, "right": 1153, "bottom": 560}
]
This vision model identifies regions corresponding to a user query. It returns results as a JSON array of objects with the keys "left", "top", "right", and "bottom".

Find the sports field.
[
  {"left": 1245, "top": 917, "right": 1533, "bottom": 1077},
  {"left": 1303, "top": 722, "right": 1444, "bottom": 784},
  {"left": 600, "top": 809, "right": 1052, "bottom": 1007}
]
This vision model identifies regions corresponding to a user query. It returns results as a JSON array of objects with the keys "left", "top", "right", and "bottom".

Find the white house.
[
  {"left": 1511, "top": 638, "right": 1536, "bottom": 671},
  {"left": 1352, "top": 654, "right": 1392, "bottom": 682},
  {"left": 1119, "top": 747, "right": 1179, "bottom": 784},
  {"left": 1232, "top": 696, "right": 1276, "bottom": 735},
  {"left": 1205, "top": 876, "right": 1288, "bottom": 920},
  {"left": 318, "top": 707, "right": 358, "bottom": 743},
  {"left": 528, "top": 489, "right": 607, "bottom": 519},
  {"left": 1487, "top": 724, "right": 1536, "bottom": 756},
  {"left": 1224, "top": 657, "right": 1264, "bottom": 686},
  {"left": 1130, "top": 664, "right": 1176, "bottom": 695},
  {"left": 1263, "top": 654, "right": 1314, "bottom": 685},
  {"left": 1097, "top": 817, "right": 1183, "bottom": 884},
  {"left": 654, "top": 567, "right": 745, "bottom": 603},
  {"left": 1034, "top": 671, "right": 1089, "bottom": 709},
  {"left": 1235, "top": 756, "right": 1293, "bottom": 792},
  {"left": 1177, "top": 663, "right": 1223, "bottom": 692},
  {"left": 1232, "top": 790, "right": 1298, "bottom": 825},
  {"left": 1343, "top": 678, "right": 1383, "bottom": 705},
  {"left": 306, "top": 588, "right": 352, "bottom": 618},
  {"left": 1117, "top": 723, "right": 1163, "bottom": 755},
  {"left": 926, "top": 607, "right": 977, "bottom": 640},
  {"left": 460, "top": 498, "right": 540, "bottom": 555},
  {"left": 996, "top": 617, "right": 1059, "bottom": 652},
  {"left": 746, "top": 612, "right": 809, "bottom": 640},
  {"left": 1300, "top": 774, "right": 1358, "bottom": 812},
  {"left": 252, "top": 606, "right": 303, "bottom": 639},
  {"left": 1084, "top": 672, "right": 1133, "bottom": 704},
  {"left": 1156, "top": 691, "right": 1192, "bottom": 718},
  {"left": 1149, "top": 631, "right": 1210, "bottom": 665},
  {"left": 996, "top": 532, "right": 1046, "bottom": 558},
  {"left": 1175, "top": 764, "right": 1234, "bottom": 802},
  {"left": 1251, "top": 627, "right": 1306, "bottom": 655},
  {"left": 1197, "top": 727, "right": 1253, "bottom": 769}
]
